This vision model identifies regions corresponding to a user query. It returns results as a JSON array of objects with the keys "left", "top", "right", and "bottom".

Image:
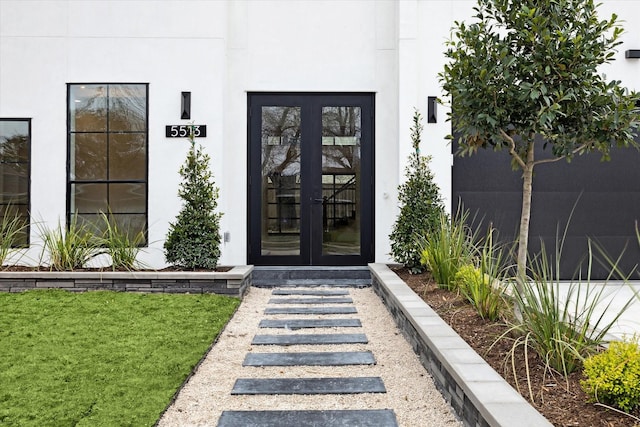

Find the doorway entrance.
[{"left": 248, "top": 93, "right": 374, "bottom": 266}]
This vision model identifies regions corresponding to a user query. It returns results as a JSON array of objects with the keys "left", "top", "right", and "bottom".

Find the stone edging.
[
  {"left": 369, "top": 263, "right": 553, "bottom": 427},
  {"left": 0, "top": 265, "right": 253, "bottom": 297}
]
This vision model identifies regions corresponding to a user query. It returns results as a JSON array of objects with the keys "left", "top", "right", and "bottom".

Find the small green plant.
[
  {"left": 165, "top": 125, "right": 222, "bottom": 270},
  {"left": 390, "top": 109, "right": 446, "bottom": 273},
  {"left": 467, "top": 227, "right": 509, "bottom": 320},
  {"left": 581, "top": 337, "right": 640, "bottom": 413},
  {"left": 455, "top": 262, "right": 504, "bottom": 321},
  {"left": 99, "top": 212, "right": 145, "bottom": 271},
  {"left": 0, "top": 209, "right": 28, "bottom": 266},
  {"left": 38, "top": 216, "right": 102, "bottom": 270},
  {"left": 420, "top": 208, "right": 476, "bottom": 289}
]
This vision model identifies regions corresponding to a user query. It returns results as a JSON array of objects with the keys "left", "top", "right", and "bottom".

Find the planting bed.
[{"left": 392, "top": 266, "right": 640, "bottom": 427}]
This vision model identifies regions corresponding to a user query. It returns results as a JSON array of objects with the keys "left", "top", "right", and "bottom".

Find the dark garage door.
[{"left": 452, "top": 139, "right": 640, "bottom": 280}]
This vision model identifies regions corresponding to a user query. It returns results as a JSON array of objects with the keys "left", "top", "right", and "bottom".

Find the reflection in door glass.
[
  {"left": 321, "top": 106, "right": 361, "bottom": 255},
  {"left": 261, "top": 107, "right": 301, "bottom": 255}
]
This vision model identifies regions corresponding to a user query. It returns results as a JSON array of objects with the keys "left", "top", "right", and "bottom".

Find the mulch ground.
[{"left": 391, "top": 266, "right": 640, "bottom": 427}]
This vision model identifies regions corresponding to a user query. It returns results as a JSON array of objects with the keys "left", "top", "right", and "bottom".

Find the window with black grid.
[{"left": 67, "top": 84, "right": 148, "bottom": 243}]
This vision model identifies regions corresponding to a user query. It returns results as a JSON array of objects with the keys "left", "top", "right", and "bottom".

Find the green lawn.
[{"left": 0, "top": 290, "right": 241, "bottom": 426}]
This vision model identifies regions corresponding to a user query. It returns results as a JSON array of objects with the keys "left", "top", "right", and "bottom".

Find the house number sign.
[{"left": 165, "top": 125, "right": 207, "bottom": 138}]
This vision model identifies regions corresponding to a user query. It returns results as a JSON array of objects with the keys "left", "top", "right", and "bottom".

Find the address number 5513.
[{"left": 165, "top": 125, "right": 207, "bottom": 138}]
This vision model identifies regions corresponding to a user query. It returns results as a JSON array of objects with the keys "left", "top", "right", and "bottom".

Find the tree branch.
[
  {"left": 500, "top": 129, "right": 527, "bottom": 169},
  {"left": 532, "top": 143, "right": 590, "bottom": 166}
]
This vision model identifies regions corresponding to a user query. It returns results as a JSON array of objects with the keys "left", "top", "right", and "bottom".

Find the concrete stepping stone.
[
  {"left": 268, "top": 297, "right": 353, "bottom": 304},
  {"left": 231, "top": 376, "right": 386, "bottom": 395},
  {"left": 252, "top": 333, "right": 368, "bottom": 345},
  {"left": 259, "top": 318, "right": 362, "bottom": 329},
  {"left": 272, "top": 289, "right": 349, "bottom": 296},
  {"left": 217, "top": 409, "right": 398, "bottom": 426},
  {"left": 251, "top": 334, "right": 369, "bottom": 345},
  {"left": 265, "top": 306, "right": 357, "bottom": 315},
  {"left": 243, "top": 351, "right": 376, "bottom": 366}
]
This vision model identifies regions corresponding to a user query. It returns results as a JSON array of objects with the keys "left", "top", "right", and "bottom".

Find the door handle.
[{"left": 313, "top": 198, "right": 325, "bottom": 204}]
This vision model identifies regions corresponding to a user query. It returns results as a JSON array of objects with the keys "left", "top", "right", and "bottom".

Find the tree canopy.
[{"left": 440, "top": 0, "right": 639, "bottom": 281}]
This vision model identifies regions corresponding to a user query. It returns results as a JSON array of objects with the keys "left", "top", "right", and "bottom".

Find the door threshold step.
[
  {"left": 231, "top": 377, "right": 386, "bottom": 395},
  {"left": 252, "top": 333, "right": 368, "bottom": 346},
  {"left": 268, "top": 297, "right": 353, "bottom": 305},
  {"left": 252, "top": 279, "right": 372, "bottom": 288},
  {"left": 271, "top": 289, "right": 350, "bottom": 296},
  {"left": 243, "top": 351, "right": 376, "bottom": 366},
  {"left": 258, "top": 318, "right": 362, "bottom": 329},
  {"left": 217, "top": 409, "right": 398, "bottom": 427},
  {"left": 265, "top": 306, "right": 357, "bottom": 315}
]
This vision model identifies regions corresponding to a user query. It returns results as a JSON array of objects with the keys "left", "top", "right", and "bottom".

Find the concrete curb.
[{"left": 369, "top": 263, "right": 552, "bottom": 427}]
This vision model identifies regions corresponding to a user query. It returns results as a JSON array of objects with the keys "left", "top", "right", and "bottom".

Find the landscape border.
[
  {"left": 369, "top": 263, "right": 552, "bottom": 427},
  {"left": 0, "top": 266, "right": 253, "bottom": 297}
]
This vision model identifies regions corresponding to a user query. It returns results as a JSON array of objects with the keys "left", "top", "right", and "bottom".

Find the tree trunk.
[
  {"left": 512, "top": 143, "right": 536, "bottom": 322},
  {"left": 516, "top": 142, "right": 536, "bottom": 294}
]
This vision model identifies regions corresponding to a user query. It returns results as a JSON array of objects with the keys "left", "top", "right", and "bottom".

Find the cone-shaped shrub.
[
  {"left": 390, "top": 109, "right": 446, "bottom": 272},
  {"left": 164, "top": 128, "right": 222, "bottom": 269}
]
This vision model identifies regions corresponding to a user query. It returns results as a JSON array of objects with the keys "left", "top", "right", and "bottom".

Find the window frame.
[
  {"left": 66, "top": 83, "right": 149, "bottom": 244},
  {"left": 0, "top": 118, "right": 31, "bottom": 246}
]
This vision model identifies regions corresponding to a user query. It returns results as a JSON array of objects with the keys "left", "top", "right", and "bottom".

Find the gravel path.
[{"left": 158, "top": 287, "right": 462, "bottom": 427}]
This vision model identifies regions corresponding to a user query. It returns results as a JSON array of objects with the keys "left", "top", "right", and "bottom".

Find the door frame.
[{"left": 247, "top": 92, "right": 375, "bottom": 266}]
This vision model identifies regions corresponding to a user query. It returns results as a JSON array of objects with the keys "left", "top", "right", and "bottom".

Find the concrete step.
[
  {"left": 242, "top": 351, "right": 376, "bottom": 367},
  {"left": 264, "top": 306, "right": 357, "bottom": 315},
  {"left": 272, "top": 289, "right": 350, "bottom": 296},
  {"left": 231, "top": 377, "right": 386, "bottom": 395},
  {"left": 252, "top": 266, "right": 372, "bottom": 288},
  {"left": 251, "top": 333, "right": 368, "bottom": 345},
  {"left": 258, "top": 318, "right": 362, "bottom": 329},
  {"left": 268, "top": 297, "right": 353, "bottom": 305},
  {"left": 253, "top": 278, "right": 372, "bottom": 288},
  {"left": 218, "top": 409, "right": 398, "bottom": 427}
]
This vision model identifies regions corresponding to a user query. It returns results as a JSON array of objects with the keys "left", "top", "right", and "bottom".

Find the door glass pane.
[
  {"left": 261, "top": 106, "right": 301, "bottom": 255},
  {"left": 321, "top": 106, "right": 361, "bottom": 255}
]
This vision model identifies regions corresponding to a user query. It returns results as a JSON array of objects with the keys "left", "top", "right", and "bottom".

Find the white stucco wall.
[
  {"left": 599, "top": 1, "right": 640, "bottom": 88},
  {"left": 0, "top": 0, "right": 228, "bottom": 267},
  {"left": 0, "top": 0, "right": 638, "bottom": 268}
]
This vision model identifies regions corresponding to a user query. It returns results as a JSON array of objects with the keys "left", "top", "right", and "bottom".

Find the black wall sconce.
[
  {"left": 181, "top": 92, "right": 191, "bottom": 119},
  {"left": 625, "top": 50, "right": 640, "bottom": 59},
  {"left": 427, "top": 96, "right": 437, "bottom": 123}
]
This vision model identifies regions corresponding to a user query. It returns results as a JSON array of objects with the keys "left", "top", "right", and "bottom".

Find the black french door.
[{"left": 248, "top": 93, "right": 374, "bottom": 266}]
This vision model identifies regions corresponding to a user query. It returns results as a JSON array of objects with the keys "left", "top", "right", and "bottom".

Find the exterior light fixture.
[
  {"left": 427, "top": 96, "right": 437, "bottom": 123},
  {"left": 625, "top": 50, "right": 640, "bottom": 59},
  {"left": 181, "top": 92, "right": 191, "bottom": 119}
]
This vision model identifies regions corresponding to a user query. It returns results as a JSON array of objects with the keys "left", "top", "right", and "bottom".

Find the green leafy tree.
[
  {"left": 390, "top": 109, "right": 446, "bottom": 273},
  {"left": 164, "top": 127, "right": 222, "bottom": 269},
  {"left": 440, "top": 0, "right": 639, "bottom": 288}
]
